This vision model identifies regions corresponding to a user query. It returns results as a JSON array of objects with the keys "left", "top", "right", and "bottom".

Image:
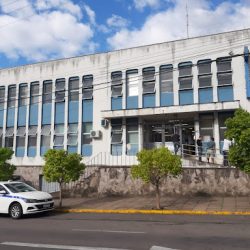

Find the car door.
[{"left": 0, "top": 185, "right": 10, "bottom": 213}]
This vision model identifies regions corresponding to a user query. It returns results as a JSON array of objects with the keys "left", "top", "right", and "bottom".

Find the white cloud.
[
  {"left": 133, "top": 0, "right": 161, "bottom": 10},
  {"left": 35, "top": 0, "right": 83, "bottom": 19},
  {"left": 108, "top": 0, "right": 250, "bottom": 50},
  {"left": 0, "top": 0, "right": 97, "bottom": 62},
  {"left": 83, "top": 4, "right": 96, "bottom": 25},
  {"left": 107, "top": 14, "right": 129, "bottom": 28}
]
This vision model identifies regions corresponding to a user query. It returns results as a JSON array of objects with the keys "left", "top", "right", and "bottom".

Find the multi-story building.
[{"left": 0, "top": 29, "right": 250, "bottom": 183}]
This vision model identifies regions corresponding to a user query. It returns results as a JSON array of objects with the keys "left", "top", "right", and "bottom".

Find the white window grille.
[
  {"left": 28, "top": 126, "right": 37, "bottom": 136},
  {"left": 16, "top": 127, "right": 26, "bottom": 136},
  {"left": 126, "top": 70, "right": 139, "bottom": 97},
  {"left": 41, "top": 125, "right": 51, "bottom": 136}
]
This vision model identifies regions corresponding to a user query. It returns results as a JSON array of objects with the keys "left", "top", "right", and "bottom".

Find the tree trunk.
[
  {"left": 155, "top": 184, "right": 161, "bottom": 209},
  {"left": 59, "top": 182, "right": 62, "bottom": 208}
]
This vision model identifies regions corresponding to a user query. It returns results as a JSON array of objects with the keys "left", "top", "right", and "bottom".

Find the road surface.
[{"left": 0, "top": 212, "right": 250, "bottom": 250}]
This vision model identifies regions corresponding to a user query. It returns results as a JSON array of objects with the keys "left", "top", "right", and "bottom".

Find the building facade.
[{"left": 0, "top": 29, "right": 250, "bottom": 172}]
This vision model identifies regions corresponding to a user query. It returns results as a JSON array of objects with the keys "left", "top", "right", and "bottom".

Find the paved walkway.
[{"left": 55, "top": 195, "right": 250, "bottom": 212}]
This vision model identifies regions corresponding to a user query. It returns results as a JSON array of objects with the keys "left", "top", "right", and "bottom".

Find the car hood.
[{"left": 15, "top": 191, "right": 52, "bottom": 200}]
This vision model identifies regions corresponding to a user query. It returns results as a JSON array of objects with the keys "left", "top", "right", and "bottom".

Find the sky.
[{"left": 0, "top": 0, "right": 250, "bottom": 68}]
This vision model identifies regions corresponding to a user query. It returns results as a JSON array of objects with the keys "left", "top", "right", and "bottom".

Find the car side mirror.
[{"left": 0, "top": 190, "right": 7, "bottom": 195}]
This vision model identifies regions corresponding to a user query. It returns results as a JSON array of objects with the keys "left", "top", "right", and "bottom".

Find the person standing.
[
  {"left": 223, "top": 137, "right": 232, "bottom": 167},
  {"left": 172, "top": 133, "right": 180, "bottom": 155},
  {"left": 206, "top": 137, "right": 215, "bottom": 164},
  {"left": 196, "top": 136, "right": 203, "bottom": 162}
]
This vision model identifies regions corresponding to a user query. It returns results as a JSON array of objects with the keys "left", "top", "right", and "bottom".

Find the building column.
[
  {"left": 37, "top": 83, "right": 43, "bottom": 157},
  {"left": 213, "top": 111, "right": 220, "bottom": 159},
  {"left": 50, "top": 79, "right": 56, "bottom": 149},
  {"left": 138, "top": 67, "right": 143, "bottom": 109},
  {"left": 155, "top": 68, "right": 160, "bottom": 107},
  {"left": 173, "top": 63, "right": 179, "bottom": 105},
  {"left": 211, "top": 61, "right": 218, "bottom": 102},
  {"left": 193, "top": 63, "right": 199, "bottom": 104},
  {"left": 122, "top": 117, "right": 126, "bottom": 155},
  {"left": 2, "top": 86, "right": 8, "bottom": 147},
  {"left": 138, "top": 117, "right": 143, "bottom": 151},
  {"left": 64, "top": 80, "right": 69, "bottom": 151},
  {"left": 194, "top": 114, "right": 200, "bottom": 156},
  {"left": 78, "top": 76, "right": 82, "bottom": 155},
  {"left": 25, "top": 84, "right": 31, "bottom": 157},
  {"left": 13, "top": 86, "right": 19, "bottom": 154}
]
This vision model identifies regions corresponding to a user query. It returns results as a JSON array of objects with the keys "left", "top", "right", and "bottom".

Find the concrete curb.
[{"left": 56, "top": 209, "right": 250, "bottom": 216}]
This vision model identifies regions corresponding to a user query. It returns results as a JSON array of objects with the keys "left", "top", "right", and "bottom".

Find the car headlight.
[{"left": 23, "top": 198, "right": 38, "bottom": 203}]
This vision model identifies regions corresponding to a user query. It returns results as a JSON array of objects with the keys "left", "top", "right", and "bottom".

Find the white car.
[{"left": 0, "top": 181, "right": 54, "bottom": 219}]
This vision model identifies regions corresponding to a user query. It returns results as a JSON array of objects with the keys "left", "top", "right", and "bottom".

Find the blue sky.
[{"left": 0, "top": 0, "right": 249, "bottom": 68}]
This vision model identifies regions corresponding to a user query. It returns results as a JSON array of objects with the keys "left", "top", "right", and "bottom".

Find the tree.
[
  {"left": 0, "top": 148, "right": 16, "bottom": 181},
  {"left": 225, "top": 108, "right": 250, "bottom": 173},
  {"left": 43, "top": 149, "right": 85, "bottom": 207},
  {"left": 131, "top": 147, "right": 182, "bottom": 209}
]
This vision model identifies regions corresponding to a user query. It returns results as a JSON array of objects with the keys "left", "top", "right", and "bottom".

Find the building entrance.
[{"left": 143, "top": 119, "right": 195, "bottom": 154}]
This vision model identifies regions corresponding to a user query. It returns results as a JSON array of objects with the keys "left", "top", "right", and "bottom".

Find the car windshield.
[{"left": 4, "top": 183, "right": 36, "bottom": 193}]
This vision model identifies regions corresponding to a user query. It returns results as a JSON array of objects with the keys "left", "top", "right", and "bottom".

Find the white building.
[{"left": 0, "top": 28, "right": 250, "bottom": 183}]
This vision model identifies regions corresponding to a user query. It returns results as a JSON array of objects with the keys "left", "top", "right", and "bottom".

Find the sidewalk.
[{"left": 54, "top": 195, "right": 250, "bottom": 215}]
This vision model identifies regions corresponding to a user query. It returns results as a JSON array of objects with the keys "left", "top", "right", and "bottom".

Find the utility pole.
[{"left": 186, "top": 0, "right": 189, "bottom": 38}]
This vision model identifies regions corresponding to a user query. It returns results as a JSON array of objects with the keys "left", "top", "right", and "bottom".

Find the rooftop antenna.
[{"left": 186, "top": 0, "right": 189, "bottom": 38}]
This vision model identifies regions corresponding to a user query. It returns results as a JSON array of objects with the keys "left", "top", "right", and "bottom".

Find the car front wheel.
[{"left": 9, "top": 203, "right": 23, "bottom": 219}]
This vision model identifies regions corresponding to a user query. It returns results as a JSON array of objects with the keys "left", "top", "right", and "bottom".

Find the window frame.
[
  {"left": 126, "top": 69, "right": 139, "bottom": 97},
  {"left": 43, "top": 80, "right": 52, "bottom": 104},
  {"left": 82, "top": 75, "right": 93, "bottom": 100},
  {"left": 142, "top": 67, "right": 155, "bottom": 94},
  {"left": 30, "top": 82, "right": 39, "bottom": 104},
  {"left": 19, "top": 84, "right": 28, "bottom": 107},
  {"left": 160, "top": 65, "right": 173, "bottom": 93},
  {"left": 55, "top": 78, "right": 65, "bottom": 103},
  {"left": 8, "top": 85, "right": 16, "bottom": 108},
  {"left": 69, "top": 77, "right": 79, "bottom": 102},
  {"left": 198, "top": 59, "right": 212, "bottom": 88},
  {"left": 216, "top": 57, "right": 233, "bottom": 86},
  {"left": 111, "top": 119, "right": 123, "bottom": 145},
  {"left": 111, "top": 71, "right": 123, "bottom": 97},
  {"left": 178, "top": 62, "right": 193, "bottom": 90},
  {"left": 82, "top": 122, "right": 92, "bottom": 145},
  {"left": 0, "top": 87, "right": 5, "bottom": 109}
]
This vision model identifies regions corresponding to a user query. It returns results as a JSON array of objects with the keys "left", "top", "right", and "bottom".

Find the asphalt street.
[{"left": 0, "top": 212, "right": 250, "bottom": 250}]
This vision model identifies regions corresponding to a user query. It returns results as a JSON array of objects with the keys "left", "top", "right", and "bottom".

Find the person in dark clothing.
[
  {"left": 172, "top": 133, "right": 180, "bottom": 155},
  {"left": 196, "top": 136, "right": 203, "bottom": 162}
]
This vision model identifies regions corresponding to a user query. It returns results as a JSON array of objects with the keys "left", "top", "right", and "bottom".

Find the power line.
[
  {"left": 1, "top": 36, "right": 248, "bottom": 89},
  {"left": 0, "top": 52, "right": 246, "bottom": 114}
]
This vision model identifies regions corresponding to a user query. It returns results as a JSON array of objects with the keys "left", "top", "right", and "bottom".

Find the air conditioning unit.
[
  {"left": 90, "top": 130, "right": 101, "bottom": 139},
  {"left": 101, "top": 119, "right": 109, "bottom": 128}
]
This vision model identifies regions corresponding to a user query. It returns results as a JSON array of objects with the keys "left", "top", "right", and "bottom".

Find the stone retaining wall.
[{"left": 15, "top": 166, "right": 250, "bottom": 196}]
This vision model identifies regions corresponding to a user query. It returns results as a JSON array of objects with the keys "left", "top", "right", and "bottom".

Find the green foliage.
[
  {"left": 0, "top": 148, "right": 16, "bottom": 181},
  {"left": 43, "top": 149, "right": 85, "bottom": 184},
  {"left": 131, "top": 147, "right": 182, "bottom": 186},
  {"left": 225, "top": 108, "right": 250, "bottom": 173}
]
